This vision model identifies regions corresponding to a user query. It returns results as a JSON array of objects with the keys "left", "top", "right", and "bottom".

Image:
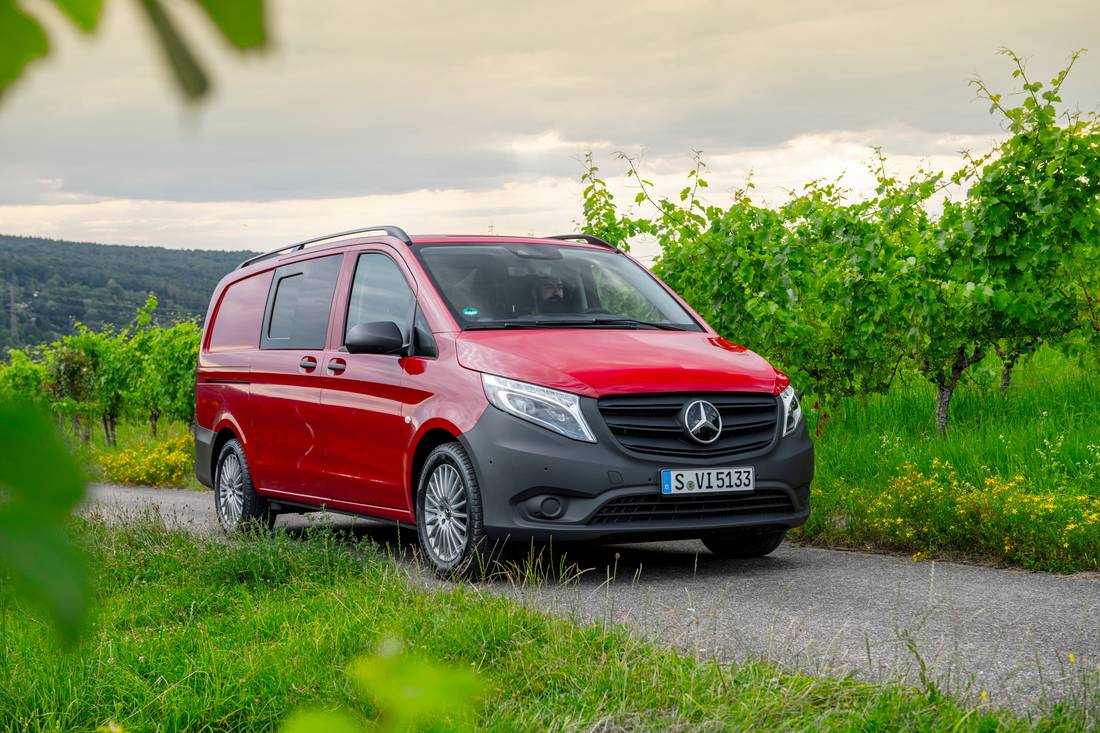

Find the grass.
[
  {"left": 797, "top": 347, "right": 1100, "bottom": 572},
  {"left": 1, "top": 516, "right": 1096, "bottom": 732}
]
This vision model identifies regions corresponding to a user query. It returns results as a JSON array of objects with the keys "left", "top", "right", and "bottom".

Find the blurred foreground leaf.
[
  {"left": 349, "top": 638, "right": 484, "bottom": 732},
  {"left": 278, "top": 637, "right": 484, "bottom": 733},
  {"left": 0, "top": 0, "right": 49, "bottom": 95},
  {"left": 136, "top": 0, "right": 209, "bottom": 100},
  {"left": 194, "top": 0, "right": 266, "bottom": 49},
  {"left": 0, "top": 400, "right": 88, "bottom": 643},
  {"left": 1, "top": 0, "right": 267, "bottom": 101},
  {"left": 279, "top": 711, "right": 362, "bottom": 733},
  {"left": 52, "top": 0, "right": 105, "bottom": 32}
]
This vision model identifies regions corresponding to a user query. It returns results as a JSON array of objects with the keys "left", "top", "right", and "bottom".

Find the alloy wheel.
[
  {"left": 422, "top": 463, "right": 469, "bottom": 563},
  {"left": 217, "top": 452, "right": 245, "bottom": 527}
]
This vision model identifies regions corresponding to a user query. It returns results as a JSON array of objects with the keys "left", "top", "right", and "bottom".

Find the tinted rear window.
[{"left": 207, "top": 270, "right": 274, "bottom": 352}]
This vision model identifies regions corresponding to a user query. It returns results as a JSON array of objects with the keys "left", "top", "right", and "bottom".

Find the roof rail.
[
  {"left": 544, "top": 233, "right": 620, "bottom": 252},
  {"left": 238, "top": 225, "right": 413, "bottom": 269}
]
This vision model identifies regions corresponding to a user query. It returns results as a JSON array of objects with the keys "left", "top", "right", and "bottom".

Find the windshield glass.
[{"left": 413, "top": 243, "right": 702, "bottom": 331}]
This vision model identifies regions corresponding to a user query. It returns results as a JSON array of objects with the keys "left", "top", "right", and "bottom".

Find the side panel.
[{"left": 247, "top": 350, "right": 325, "bottom": 494}]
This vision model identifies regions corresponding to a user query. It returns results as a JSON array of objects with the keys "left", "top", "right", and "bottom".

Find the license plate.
[{"left": 660, "top": 466, "right": 755, "bottom": 495}]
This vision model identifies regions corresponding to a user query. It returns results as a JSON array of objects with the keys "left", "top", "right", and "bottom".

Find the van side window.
[
  {"left": 261, "top": 254, "right": 342, "bottom": 350},
  {"left": 345, "top": 253, "right": 415, "bottom": 343},
  {"left": 208, "top": 270, "right": 274, "bottom": 352}
]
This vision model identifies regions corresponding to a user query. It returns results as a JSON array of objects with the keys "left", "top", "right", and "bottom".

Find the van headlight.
[
  {"left": 780, "top": 385, "right": 802, "bottom": 436},
  {"left": 482, "top": 374, "right": 596, "bottom": 442}
]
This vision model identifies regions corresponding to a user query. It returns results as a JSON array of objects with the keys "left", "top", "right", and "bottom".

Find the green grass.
[
  {"left": 796, "top": 347, "right": 1100, "bottom": 572},
  {"left": 1, "top": 517, "right": 1095, "bottom": 732}
]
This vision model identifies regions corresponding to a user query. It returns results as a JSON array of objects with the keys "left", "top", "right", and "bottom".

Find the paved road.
[{"left": 86, "top": 484, "right": 1099, "bottom": 713}]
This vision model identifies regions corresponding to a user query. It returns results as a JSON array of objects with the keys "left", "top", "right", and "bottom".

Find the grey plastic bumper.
[{"left": 459, "top": 399, "right": 814, "bottom": 543}]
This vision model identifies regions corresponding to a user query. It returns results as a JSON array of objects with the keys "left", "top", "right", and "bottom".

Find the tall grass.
[{"left": 1, "top": 516, "right": 1094, "bottom": 731}]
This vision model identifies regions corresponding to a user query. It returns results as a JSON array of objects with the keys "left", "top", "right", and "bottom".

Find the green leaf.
[
  {"left": 278, "top": 710, "right": 362, "bottom": 733},
  {"left": 0, "top": 401, "right": 88, "bottom": 643},
  {"left": 51, "top": 0, "right": 103, "bottom": 32},
  {"left": 136, "top": 0, "right": 209, "bottom": 100},
  {"left": 192, "top": 0, "right": 267, "bottom": 50},
  {"left": 0, "top": 401, "right": 83, "bottom": 513},
  {"left": 0, "top": 0, "right": 49, "bottom": 96},
  {"left": 349, "top": 641, "right": 483, "bottom": 729},
  {"left": 0, "top": 519, "right": 88, "bottom": 641}
]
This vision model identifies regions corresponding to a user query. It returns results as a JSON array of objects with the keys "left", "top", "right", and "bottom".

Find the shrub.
[
  {"left": 99, "top": 434, "right": 193, "bottom": 487},
  {"left": 816, "top": 456, "right": 1100, "bottom": 572}
]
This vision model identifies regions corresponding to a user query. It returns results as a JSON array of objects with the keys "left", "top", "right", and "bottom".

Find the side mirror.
[{"left": 345, "top": 321, "right": 405, "bottom": 355}]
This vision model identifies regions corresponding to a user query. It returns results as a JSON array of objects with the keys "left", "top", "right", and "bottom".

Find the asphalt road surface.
[{"left": 86, "top": 483, "right": 1099, "bottom": 713}]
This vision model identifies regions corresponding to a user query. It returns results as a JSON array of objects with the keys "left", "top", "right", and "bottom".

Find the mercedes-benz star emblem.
[{"left": 681, "top": 400, "right": 722, "bottom": 444}]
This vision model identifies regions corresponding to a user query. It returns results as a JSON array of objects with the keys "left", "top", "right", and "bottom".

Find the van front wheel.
[{"left": 416, "top": 442, "right": 490, "bottom": 579}]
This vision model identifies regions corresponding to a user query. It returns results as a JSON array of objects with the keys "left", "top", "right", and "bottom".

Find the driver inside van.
[{"left": 535, "top": 275, "right": 568, "bottom": 314}]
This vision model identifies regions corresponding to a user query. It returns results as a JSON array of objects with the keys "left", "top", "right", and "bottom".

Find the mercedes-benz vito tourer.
[{"left": 194, "top": 225, "right": 813, "bottom": 577}]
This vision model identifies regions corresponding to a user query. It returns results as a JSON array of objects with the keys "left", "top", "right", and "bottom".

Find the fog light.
[
  {"left": 523, "top": 495, "right": 566, "bottom": 520},
  {"left": 539, "top": 496, "right": 563, "bottom": 519}
]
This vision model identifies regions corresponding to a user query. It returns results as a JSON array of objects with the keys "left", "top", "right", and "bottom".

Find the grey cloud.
[{"left": 2, "top": 0, "right": 1098, "bottom": 204}]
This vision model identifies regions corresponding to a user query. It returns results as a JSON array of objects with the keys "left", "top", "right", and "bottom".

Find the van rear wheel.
[
  {"left": 416, "top": 442, "right": 490, "bottom": 579},
  {"left": 215, "top": 439, "right": 274, "bottom": 532},
  {"left": 702, "top": 529, "right": 785, "bottom": 559}
]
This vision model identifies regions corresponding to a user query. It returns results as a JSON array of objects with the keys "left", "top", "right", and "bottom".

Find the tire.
[
  {"left": 214, "top": 439, "right": 274, "bottom": 532},
  {"left": 702, "top": 529, "right": 786, "bottom": 559},
  {"left": 415, "top": 442, "right": 491, "bottom": 579}
]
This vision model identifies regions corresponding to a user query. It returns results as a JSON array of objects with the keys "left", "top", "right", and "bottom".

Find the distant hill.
[{"left": 0, "top": 235, "right": 259, "bottom": 352}]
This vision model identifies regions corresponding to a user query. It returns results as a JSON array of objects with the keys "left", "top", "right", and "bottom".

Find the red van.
[{"left": 194, "top": 226, "right": 813, "bottom": 577}]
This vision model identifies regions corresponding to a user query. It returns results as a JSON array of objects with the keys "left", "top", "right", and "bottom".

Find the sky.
[{"left": 2, "top": 0, "right": 1098, "bottom": 263}]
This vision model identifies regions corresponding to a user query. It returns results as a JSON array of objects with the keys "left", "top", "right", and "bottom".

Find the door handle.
[
  {"left": 299, "top": 356, "right": 318, "bottom": 371},
  {"left": 327, "top": 360, "right": 347, "bottom": 374}
]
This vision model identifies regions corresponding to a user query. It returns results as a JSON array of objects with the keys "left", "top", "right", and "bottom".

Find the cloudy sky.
[{"left": 2, "top": 0, "right": 1098, "bottom": 262}]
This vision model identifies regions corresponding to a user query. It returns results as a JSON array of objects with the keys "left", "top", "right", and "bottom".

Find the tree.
[
  {"left": 964, "top": 49, "right": 1100, "bottom": 392},
  {"left": 906, "top": 49, "right": 1100, "bottom": 433},
  {"left": 128, "top": 294, "right": 200, "bottom": 436}
]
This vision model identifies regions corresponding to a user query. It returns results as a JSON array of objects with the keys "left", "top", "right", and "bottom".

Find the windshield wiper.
[
  {"left": 465, "top": 318, "right": 687, "bottom": 331},
  {"left": 464, "top": 321, "right": 541, "bottom": 330},
  {"left": 587, "top": 318, "right": 687, "bottom": 331}
]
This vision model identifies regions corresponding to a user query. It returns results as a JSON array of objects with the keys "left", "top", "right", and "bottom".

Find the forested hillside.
[{"left": 0, "top": 235, "right": 257, "bottom": 352}]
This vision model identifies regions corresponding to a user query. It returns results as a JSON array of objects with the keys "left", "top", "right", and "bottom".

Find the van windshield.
[{"left": 412, "top": 243, "right": 702, "bottom": 331}]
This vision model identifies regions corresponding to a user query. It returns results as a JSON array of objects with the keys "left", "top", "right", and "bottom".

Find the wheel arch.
[
  {"left": 408, "top": 422, "right": 463, "bottom": 511},
  {"left": 210, "top": 417, "right": 247, "bottom": 485}
]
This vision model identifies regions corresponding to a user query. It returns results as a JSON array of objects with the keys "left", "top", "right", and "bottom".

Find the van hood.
[{"left": 455, "top": 329, "right": 779, "bottom": 398}]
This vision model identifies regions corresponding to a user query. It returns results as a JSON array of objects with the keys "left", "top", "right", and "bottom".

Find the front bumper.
[{"left": 459, "top": 399, "right": 814, "bottom": 543}]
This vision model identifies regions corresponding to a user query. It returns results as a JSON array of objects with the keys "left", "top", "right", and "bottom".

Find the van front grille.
[
  {"left": 597, "top": 392, "right": 778, "bottom": 459},
  {"left": 588, "top": 489, "right": 794, "bottom": 525}
]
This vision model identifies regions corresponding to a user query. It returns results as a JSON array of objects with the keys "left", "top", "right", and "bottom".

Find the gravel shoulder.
[{"left": 86, "top": 483, "right": 1100, "bottom": 713}]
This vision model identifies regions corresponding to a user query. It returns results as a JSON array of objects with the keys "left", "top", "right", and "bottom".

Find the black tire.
[
  {"left": 415, "top": 442, "right": 491, "bottom": 579},
  {"left": 702, "top": 529, "right": 786, "bottom": 559},
  {"left": 214, "top": 439, "right": 274, "bottom": 532}
]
